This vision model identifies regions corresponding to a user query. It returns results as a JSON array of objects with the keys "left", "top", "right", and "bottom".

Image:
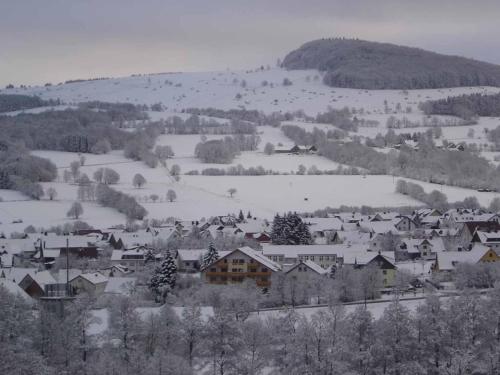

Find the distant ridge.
[{"left": 282, "top": 38, "right": 500, "bottom": 89}]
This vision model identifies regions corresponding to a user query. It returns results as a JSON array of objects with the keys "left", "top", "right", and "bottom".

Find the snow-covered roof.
[
  {"left": 262, "top": 244, "right": 347, "bottom": 258},
  {"left": 78, "top": 272, "right": 108, "bottom": 285},
  {"left": 236, "top": 220, "right": 269, "bottom": 234},
  {"left": 0, "top": 238, "right": 36, "bottom": 254},
  {"left": 474, "top": 230, "right": 500, "bottom": 243},
  {"left": 233, "top": 247, "right": 281, "bottom": 272},
  {"left": 336, "top": 231, "right": 371, "bottom": 245},
  {"left": 303, "top": 217, "right": 343, "bottom": 232},
  {"left": 360, "top": 221, "right": 398, "bottom": 234},
  {"left": 0, "top": 267, "right": 37, "bottom": 283},
  {"left": 436, "top": 246, "right": 490, "bottom": 271},
  {"left": 286, "top": 260, "right": 328, "bottom": 275},
  {"left": 0, "top": 278, "right": 33, "bottom": 301},
  {"left": 36, "top": 235, "right": 97, "bottom": 249},
  {"left": 26, "top": 270, "right": 57, "bottom": 288},
  {"left": 56, "top": 269, "right": 82, "bottom": 283},
  {"left": 177, "top": 249, "right": 205, "bottom": 262}
]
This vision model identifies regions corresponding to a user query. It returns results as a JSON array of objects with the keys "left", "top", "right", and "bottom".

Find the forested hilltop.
[{"left": 282, "top": 38, "right": 500, "bottom": 89}]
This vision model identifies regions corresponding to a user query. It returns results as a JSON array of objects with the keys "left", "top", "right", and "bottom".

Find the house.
[
  {"left": 398, "top": 238, "right": 446, "bottom": 260},
  {"left": 471, "top": 230, "right": 500, "bottom": 251},
  {"left": 274, "top": 144, "right": 317, "bottom": 154},
  {"left": 303, "top": 217, "right": 343, "bottom": 244},
  {"left": 176, "top": 249, "right": 206, "bottom": 272},
  {"left": 285, "top": 260, "right": 328, "bottom": 279},
  {"left": 18, "top": 270, "right": 57, "bottom": 299},
  {"left": 339, "top": 251, "right": 397, "bottom": 288},
  {"left": 262, "top": 244, "right": 347, "bottom": 269},
  {"left": 111, "top": 246, "right": 160, "bottom": 271},
  {"left": 108, "top": 231, "right": 155, "bottom": 250},
  {"left": 432, "top": 245, "right": 499, "bottom": 276},
  {"left": 201, "top": 247, "right": 281, "bottom": 288},
  {"left": 393, "top": 216, "right": 418, "bottom": 232},
  {"left": 458, "top": 221, "right": 500, "bottom": 246},
  {"left": 69, "top": 272, "right": 108, "bottom": 296},
  {"left": 34, "top": 234, "right": 99, "bottom": 259}
]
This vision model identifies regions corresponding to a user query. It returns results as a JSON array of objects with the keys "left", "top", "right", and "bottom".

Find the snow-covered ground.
[
  {"left": 4, "top": 68, "right": 500, "bottom": 116},
  {"left": 2, "top": 67, "right": 500, "bottom": 233}
]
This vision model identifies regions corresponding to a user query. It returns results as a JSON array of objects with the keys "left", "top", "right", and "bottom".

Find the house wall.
[{"left": 203, "top": 250, "right": 274, "bottom": 287}]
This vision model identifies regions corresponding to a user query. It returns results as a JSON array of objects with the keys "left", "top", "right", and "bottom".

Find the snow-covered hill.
[{"left": 4, "top": 68, "right": 500, "bottom": 116}]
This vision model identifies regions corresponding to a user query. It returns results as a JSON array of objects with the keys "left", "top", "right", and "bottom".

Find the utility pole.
[{"left": 66, "top": 238, "right": 70, "bottom": 296}]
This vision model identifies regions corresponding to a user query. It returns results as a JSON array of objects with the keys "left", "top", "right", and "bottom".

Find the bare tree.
[
  {"left": 133, "top": 173, "right": 147, "bottom": 188},
  {"left": 46, "top": 187, "right": 57, "bottom": 201},
  {"left": 67, "top": 202, "right": 84, "bottom": 220},
  {"left": 228, "top": 188, "right": 237, "bottom": 198},
  {"left": 167, "top": 189, "right": 177, "bottom": 202}
]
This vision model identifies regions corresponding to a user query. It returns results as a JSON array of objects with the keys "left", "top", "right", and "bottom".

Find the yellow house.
[{"left": 433, "top": 245, "right": 499, "bottom": 274}]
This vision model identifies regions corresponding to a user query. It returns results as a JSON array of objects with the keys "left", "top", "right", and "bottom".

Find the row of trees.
[
  {"left": 282, "top": 124, "right": 500, "bottom": 191},
  {"left": 4, "top": 283, "right": 500, "bottom": 375},
  {"left": 395, "top": 179, "right": 495, "bottom": 211}
]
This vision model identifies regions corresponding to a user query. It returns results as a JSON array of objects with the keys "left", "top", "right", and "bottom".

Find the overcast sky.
[{"left": 2, "top": 0, "right": 500, "bottom": 86}]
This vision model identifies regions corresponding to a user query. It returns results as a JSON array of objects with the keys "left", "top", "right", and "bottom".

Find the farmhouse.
[{"left": 201, "top": 246, "right": 281, "bottom": 288}]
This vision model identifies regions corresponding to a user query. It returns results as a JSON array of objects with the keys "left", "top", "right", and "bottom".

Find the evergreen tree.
[
  {"left": 148, "top": 250, "right": 177, "bottom": 302},
  {"left": 247, "top": 211, "right": 252, "bottom": 219},
  {"left": 202, "top": 242, "right": 219, "bottom": 268},
  {"left": 238, "top": 209, "right": 245, "bottom": 222},
  {"left": 144, "top": 248, "right": 155, "bottom": 263},
  {"left": 271, "top": 213, "right": 312, "bottom": 245}
]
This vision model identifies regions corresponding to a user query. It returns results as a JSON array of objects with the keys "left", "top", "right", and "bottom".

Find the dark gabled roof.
[{"left": 464, "top": 221, "right": 500, "bottom": 234}]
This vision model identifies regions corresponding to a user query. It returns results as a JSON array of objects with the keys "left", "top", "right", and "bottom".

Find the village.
[{"left": 2, "top": 205, "right": 499, "bottom": 303}]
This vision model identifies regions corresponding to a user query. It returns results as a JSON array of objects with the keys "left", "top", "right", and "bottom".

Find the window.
[
  {"left": 221, "top": 268, "right": 228, "bottom": 272},
  {"left": 261, "top": 267, "right": 268, "bottom": 272},
  {"left": 382, "top": 270, "right": 387, "bottom": 275},
  {"left": 310, "top": 256, "right": 315, "bottom": 261},
  {"left": 250, "top": 268, "right": 257, "bottom": 273},
  {"left": 224, "top": 259, "right": 227, "bottom": 263},
  {"left": 210, "top": 268, "right": 216, "bottom": 272},
  {"left": 239, "top": 259, "right": 245, "bottom": 264},
  {"left": 319, "top": 256, "right": 323, "bottom": 261},
  {"left": 261, "top": 276, "right": 268, "bottom": 282}
]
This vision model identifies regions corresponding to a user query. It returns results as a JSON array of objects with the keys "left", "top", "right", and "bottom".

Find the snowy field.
[{"left": 4, "top": 68, "right": 500, "bottom": 116}]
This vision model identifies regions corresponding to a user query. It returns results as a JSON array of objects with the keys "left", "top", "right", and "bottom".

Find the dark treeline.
[
  {"left": 194, "top": 135, "right": 261, "bottom": 163},
  {"left": 95, "top": 183, "right": 147, "bottom": 220},
  {"left": 0, "top": 93, "right": 59, "bottom": 113},
  {"left": 184, "top": 107, "right": 308, "bottom": 126},
  {"left": 0, "top": 142, "right": 57, "bottom": 199},
  {"left": 79, "top": 101, "right": 149, "bottom": 122},
  {"left": 0, "top": 104, "right": 145, "bottom": 153},
  {"left": 282, "top": 124, "right": 500, "bottom": 190},
  {"left": 163, "top": 115, "right": 257, "bottom": 135},
  {"left": 315, "top": 107, "right": 379, "bottom": 132},
  {"left": 420, "top": 92, "right": 500, "bottom": 120}
]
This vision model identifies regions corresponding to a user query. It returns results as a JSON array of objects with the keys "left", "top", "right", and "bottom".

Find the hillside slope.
[{"left": 282, "top": 38, "right": 500, "bottom": 89}]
